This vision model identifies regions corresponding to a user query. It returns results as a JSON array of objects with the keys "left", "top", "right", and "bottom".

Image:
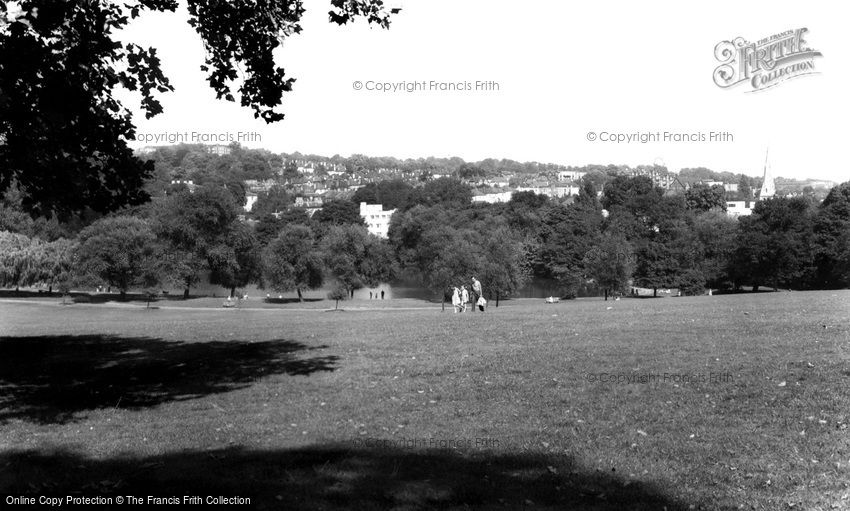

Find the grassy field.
[{"left": 1, "top": 291, "right": 849, "bottom": 510}]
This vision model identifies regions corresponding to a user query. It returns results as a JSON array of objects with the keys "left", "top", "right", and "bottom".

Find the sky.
[{"left": 120, "top": 0, "right": 849, "bottom": 182}]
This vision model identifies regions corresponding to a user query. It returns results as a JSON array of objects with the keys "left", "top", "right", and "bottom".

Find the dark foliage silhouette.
[
  {"left": 0, "top": 445, "right": 691, "bottom": 510},
  {"left": 0, "top": 335, "right": 338, "bottom": 423}
]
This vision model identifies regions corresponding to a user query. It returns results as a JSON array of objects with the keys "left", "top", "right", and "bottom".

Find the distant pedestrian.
[
  {"left": 451, "top": 287, "right": 461, "bottom": 313},
  {"left": 381, "top": 289, "right": 385, "bottom": 300},
  {"left": 471, "top": 277, "right": 482, "bottom": 311},
  {"left": 460, "top": 285, "right": 469, "bottom": 312}
]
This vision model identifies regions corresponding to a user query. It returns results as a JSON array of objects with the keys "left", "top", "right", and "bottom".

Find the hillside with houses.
[{"left": 136, "top": 143, "right": 838, "bottom": 234}]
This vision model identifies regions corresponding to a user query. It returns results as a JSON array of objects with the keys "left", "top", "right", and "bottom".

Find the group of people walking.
[{"left": 451, "top": 277, "right": 486, "bottom": 313}]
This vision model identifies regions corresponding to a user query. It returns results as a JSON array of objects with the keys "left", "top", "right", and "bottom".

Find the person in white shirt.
[{"left": 451, "top": 287, "right": 461, "bottom": 313}]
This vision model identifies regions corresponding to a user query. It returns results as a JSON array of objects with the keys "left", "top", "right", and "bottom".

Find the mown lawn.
[{"left": 1, "top": 291, "right": 849, "bottom": 510}]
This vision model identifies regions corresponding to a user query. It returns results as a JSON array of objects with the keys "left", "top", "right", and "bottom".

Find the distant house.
[
  {"left": 557, "top": 170, "right": 586, "bottom": 182},
  {"left": 472, "top": 191, "right": 514, "bottom": 204},
  {"left": 725, "top": 200, "right": 756, "bottom": 217},
  {"left": 296, "top": 161, "right": 315, "bottom": 174},
  {"left": 359, "top": 203, "right": 396, "bottom": 238},
  {"left": 550, "top": 185, "right": 580, "bottom": 198},
  {"left": 486, "top": 178, "right": 511, "bottom": 188},
  {"left": 243, "top": 179, "right": 277, "bottom": 194},
  {"left": 515, "top": 186, "right": 578, "bottom": 198},
  {"left": 807, "top": 180, "right": 836, "bottom": 189},
  {"left": 698, "top": 180, "right": 737, "bottom": 193},
  {"left": 292, "top": 183, "right": 317, "bottom": 195},
  {"left": 516, "top": 186, "right": 546, "bottom": 196},
  {"left": 207, "top": 144, "right": 231, "bottom": 156},
  {"left": 294, "top": 195, "right": 324, "bottom": 208}
]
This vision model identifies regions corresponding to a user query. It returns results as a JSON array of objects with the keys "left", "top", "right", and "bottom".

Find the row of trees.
[
  {"left": 0, "top": 232, "right": 76, "bottom": 294},
  {"left": 581, "top": 178, "right": 848, "bottom": 295},
  {"left": 386, "top": 177, "right": 850, "bottom": 300},
  {"left": 0, "top": 186, "right": 398, "bottom": 302},
  {"left": 3, "top": 176, "right": 849, "bottom": 303}
]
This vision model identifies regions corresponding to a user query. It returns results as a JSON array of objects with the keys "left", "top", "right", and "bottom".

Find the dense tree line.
[
  {"left": 0, "top": 184, "right": 395, "bottom": 302},
  {"left": 2, "top": 178, "right": 849, "bottom": 303},
  {"left": 385, "top": 177, "right": 850, "bottom": 300}
]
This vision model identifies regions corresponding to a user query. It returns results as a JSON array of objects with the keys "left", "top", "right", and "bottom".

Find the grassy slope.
[{"left": 1, "top": 291, "right": 849, "bottom": 510}]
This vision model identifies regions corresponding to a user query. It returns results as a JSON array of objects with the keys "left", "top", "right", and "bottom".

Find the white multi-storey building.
[{"left": 359, "top": 203, "right": 396, "bottom": 238}]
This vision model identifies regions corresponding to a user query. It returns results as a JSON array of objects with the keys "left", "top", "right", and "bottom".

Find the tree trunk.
[
  {"left": 120, "top": 289, "right": 126, "bottom": 300},
  {"left": 496, "top": 291, "right": 500, "bottom": 307},
  {"left": 441, "top": 296, "right": 445, "bottom": 312},
  {"left": 653, "top": 287, "right": 657, "bottom": 297},
  {"left": 753, "top": 284, "right": 759, "bottom": 292},
  {"left": 297, "top": 288, "right": 303, "bottom": 302},
  {"left": 604, "top": 288, "right": 608, "bottom": 301},
  {"left": 183, "top": 286, "right": 190, "bottom": 299},
  {"left": 230, "top": 286, "right": 236, "bottom": 298},
  {"left": 335, "top": 299, "right": 339, "bottom": 310},
  {"left": 48, "top": 285, "right": 52, "bottom": 293}
]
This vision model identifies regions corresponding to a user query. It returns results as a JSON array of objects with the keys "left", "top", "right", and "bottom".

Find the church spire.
[{"left": 759, "top": 147, "right": 775, "bottom": 199}]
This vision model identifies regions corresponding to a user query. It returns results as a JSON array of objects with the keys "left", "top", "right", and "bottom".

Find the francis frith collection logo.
[{"left": 713, "top": 28, "right": 822, "bottom": 92}]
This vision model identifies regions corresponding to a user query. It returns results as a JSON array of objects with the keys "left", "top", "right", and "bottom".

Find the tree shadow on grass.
[
  {"left": 0, "top": 335, "right": 338, "bottom": 424},
  {"left": 0, "top": 445, "right": 693, "bottom": 510}
]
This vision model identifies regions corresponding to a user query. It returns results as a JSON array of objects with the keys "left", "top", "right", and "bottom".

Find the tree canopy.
[
  {"left": 262, "top": 224, "right": 324, "bottom": 301},
  {"left": 75, "top": 216, "right": 162, "bottom": 298},
  {"left": 0, "top": 0, "right": 400, "bottom": 216}
]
